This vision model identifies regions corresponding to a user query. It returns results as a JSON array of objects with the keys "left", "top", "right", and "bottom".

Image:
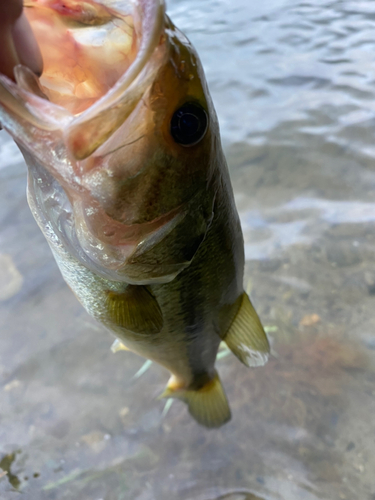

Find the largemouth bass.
[{"left": 0, "top": 0, "right": 269, "bottom": 428}]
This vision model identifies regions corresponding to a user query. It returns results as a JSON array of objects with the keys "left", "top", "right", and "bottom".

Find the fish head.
[{"left": 0, "top": 0, "right": 223, "bottom": 283}]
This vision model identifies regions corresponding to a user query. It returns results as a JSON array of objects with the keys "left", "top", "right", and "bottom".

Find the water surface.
[{"left": 1, "top": 0, "right": 375, "bottom": 499}]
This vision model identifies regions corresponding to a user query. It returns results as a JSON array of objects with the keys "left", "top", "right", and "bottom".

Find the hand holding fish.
[{"left": 0, "top": 0, "right": 270, "bottom": 428}]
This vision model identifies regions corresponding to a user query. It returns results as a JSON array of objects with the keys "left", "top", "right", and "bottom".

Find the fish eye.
[{"left": 170, "top": 102, "right": 208, "bottom": 146}]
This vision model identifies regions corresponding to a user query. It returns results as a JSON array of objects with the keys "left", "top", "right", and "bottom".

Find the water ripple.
[{"left": 241, "top": 197, "right": 375, "bottom": 260}]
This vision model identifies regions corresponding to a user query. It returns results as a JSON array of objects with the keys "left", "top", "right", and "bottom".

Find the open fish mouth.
[
  {"left": 0, "top": 0, "right": 209, "bottom": 282},
  {"left": 3, "top": 0, "right": 166, "bottom": 159}
]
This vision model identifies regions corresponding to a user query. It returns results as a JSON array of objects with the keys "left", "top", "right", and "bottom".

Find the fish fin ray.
[
  {"left": 160, "top": 372, "right": 231, "bottom": 428},
  {"left": 105, "top": 285, "right": 163, "bottom": 334},
  {"left": 223, "top": 292, "right": 270, "bottom": 367},
  {"left": 110, "top": 339, "right": 130, "bottom": 353}
]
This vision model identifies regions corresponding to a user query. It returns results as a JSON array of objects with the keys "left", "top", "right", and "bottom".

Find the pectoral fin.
[
  {"left": 223, "top": 293, "right": 270, "bottom": 367},
  {"left": 160, "top": 372, "right": 231, "bottom": 428},
  {"left": 105, "top": 285, "right": 163, "bottom": 334}
]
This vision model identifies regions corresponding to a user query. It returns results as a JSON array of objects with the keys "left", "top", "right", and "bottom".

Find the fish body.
[{"left": 0, "top": 0, "right": 269, "bottom": 427}]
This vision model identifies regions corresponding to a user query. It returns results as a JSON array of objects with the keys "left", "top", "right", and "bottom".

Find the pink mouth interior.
[{"left": 24, "top": 0, "right": 138, "bottom": 115}]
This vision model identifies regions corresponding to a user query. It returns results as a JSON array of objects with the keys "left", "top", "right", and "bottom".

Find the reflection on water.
[
  {"left": 1, "top": 0, "right": 375, "bottom": 499},
  {"left": 241, "top": 197, "right": 375, "bottom": 260}
]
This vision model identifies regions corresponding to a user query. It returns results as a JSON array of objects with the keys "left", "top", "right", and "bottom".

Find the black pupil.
[
  {"left": 179, "top": 112, "right": 200, "bottom": 137},
  {"left": 171, "top": 102, "right": 208, "bottom": 146}
]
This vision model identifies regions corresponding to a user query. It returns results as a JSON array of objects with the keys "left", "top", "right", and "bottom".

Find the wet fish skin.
[{"left": 0, "top": 0, "right": 269, "bottom": 428}]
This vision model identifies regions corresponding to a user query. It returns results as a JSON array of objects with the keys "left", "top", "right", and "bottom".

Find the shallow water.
[{"left": 1, "top": 0, "right": 375, "bottom": 499}]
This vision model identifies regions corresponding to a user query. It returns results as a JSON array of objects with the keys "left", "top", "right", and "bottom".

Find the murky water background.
[{"left": 1, "top": 0, "right": 375, "bottom": 498}]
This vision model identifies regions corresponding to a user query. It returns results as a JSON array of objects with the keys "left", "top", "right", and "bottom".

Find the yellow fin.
[
  {"left": 224, "top": 293, "right": 270, "bottom": 367},
  {"left": 160, "top": 372, "right": 231, "bottom": 428},
  {"left": 105, "top": 285, "right": 163, "bottom": 334},
  {"left": 110, "top": 339, "right": 130, "bottom": 353}
]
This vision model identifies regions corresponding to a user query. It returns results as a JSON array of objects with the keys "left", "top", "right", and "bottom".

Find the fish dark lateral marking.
[{"left": 0, "top": 0, "right": 270, "bottom": 428}]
